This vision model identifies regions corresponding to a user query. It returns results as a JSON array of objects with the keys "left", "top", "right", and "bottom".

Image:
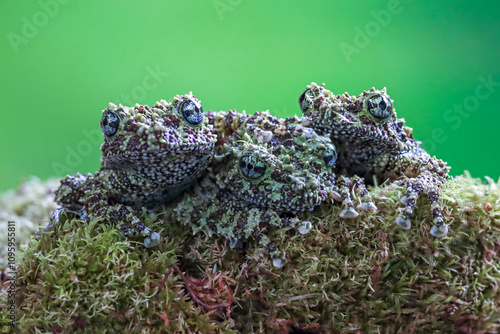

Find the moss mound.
[
  {"left": 1, "top": 174, "right": 500, "bottom": 333},
  {"left": 0, "top": 177, "right": 59, "bottom": 269}
]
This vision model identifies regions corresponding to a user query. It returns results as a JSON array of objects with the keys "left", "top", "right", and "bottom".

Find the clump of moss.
[
  {"left": 0, "top": 177, "right": 59, "bottom": 269},
  {"left": 1, "top": 211, "right": 235, "bottom": 333},
  {"left": 1, "top": 173, "right": 499, "bottom": 333}
]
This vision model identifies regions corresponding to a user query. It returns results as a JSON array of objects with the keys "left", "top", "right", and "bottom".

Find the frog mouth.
[
  {"left": 102, "top": 142, "right": 215, "bottom": 169},
  {"left": 102, "top": 133, "right": 216, "bottom": 157},
  {"left": 301, "top": 110, "right": 354, "bottom": 132}
]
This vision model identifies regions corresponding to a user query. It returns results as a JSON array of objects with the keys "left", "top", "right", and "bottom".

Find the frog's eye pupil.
[
  {"left": 367, "top": 95, "right": 392, "bottom": 120},
  {"left": 101, "top": 111, "right": 120, "bottom": 137},
  {"left": 239, "top": 155, "right": 267, "bottom": 179},
  {"left": 324, "top": 148, "right": 337, "bottom": 167},
  {"left": 180, "top": 99, "right": 203, "bottom": 126},
  {"left": 379, "top": 99, "right": 387, "bottom": 110}
]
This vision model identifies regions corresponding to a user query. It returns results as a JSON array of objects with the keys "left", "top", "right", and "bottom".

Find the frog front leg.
[
  {"left": 173, "top": 178, "right": 309, "bottom": 268},
  {"left": 89, "top": 170, "right": 163, "bottom": 247},
  {"left": 395, "top": 174, "right": 448, "bottom": 237},
  {"left": 84, "top": 194, "right": 161, "bottom": 248},
  {"left": 44, "top": 172, "right": 93, "bottom": 237},
  {"left": 53, "top": 172, "right": 161, "bottom": 248},
  {"left": 362, "top": 150, "right": 450, "bottom": 237}
]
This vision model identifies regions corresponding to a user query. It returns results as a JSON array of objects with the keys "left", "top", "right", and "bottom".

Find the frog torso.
[
  {"left": 299, "top": 83, "right": 450, "bottom": 237},
  {"left": 174, "top": 110, "right": 375, "bottom": 266},
  {"left": 52, "top": 93, "right": 217, "bottom": 247}
]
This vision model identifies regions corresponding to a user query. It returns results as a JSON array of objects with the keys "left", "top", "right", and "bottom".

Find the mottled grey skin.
[
  {"left": 299, "top": 83, "right": 450, "bottom": 237},
  {"left": 174, "top": 110, "right": 375, "bottom": 266},
  {"left": 52, "top": 93, "right": 217, "bottom": 247}
]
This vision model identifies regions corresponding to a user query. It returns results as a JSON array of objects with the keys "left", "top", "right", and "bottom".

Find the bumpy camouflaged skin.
[
  {"left": 299, "top": 83, "right": 450, "bottom": 237},
  {"left": 174, "top": 110, "right": 375, "bottom": 265},
  {"left": 212, "top": 111, "right": 338, "bottom": 212},
  {"left": 52, "top": 93, "right": 217, "bottom": 247}
]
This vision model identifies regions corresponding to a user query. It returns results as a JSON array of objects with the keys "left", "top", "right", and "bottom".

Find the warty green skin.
[
  {"left": 174, "top": 110, "right": 376, "bottom": 265},
  {"left": 299, "top": 83, "right": 451, "bottom": 237},
  {"left": 50, "top": 93, "right": 217, "bottom": 247}
]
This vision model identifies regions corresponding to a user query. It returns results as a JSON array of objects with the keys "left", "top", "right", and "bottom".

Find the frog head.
[
  {"left": 99, "top": 92, "right": 216, "bottom": 187},
  {"left": 214, "top": 113, "right": 337, "bottom": 213},
  {"left": 299, "top": 83, "right": 414, "bottom": 153}
]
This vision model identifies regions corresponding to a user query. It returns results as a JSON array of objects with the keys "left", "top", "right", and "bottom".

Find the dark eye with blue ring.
[
  {"left": 180, "top": 98, "right": 204, "bottom": 126},
  {"left": 101, "top": 111, "right": 120, "bottom": 137},
  {"left": 324, "top": 147, "right": 337, "bottom": 167},
  {"left": 366, "top": 95, "right": 393, "bottom": 120},
  {"left": 239, "top": 155, "right": 267, "bottom": 179}
]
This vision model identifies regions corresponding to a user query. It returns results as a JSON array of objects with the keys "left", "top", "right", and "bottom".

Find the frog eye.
[
  {"left": 239, "top": 155, "right": 267, "bottom": 179},
  {"left": 324, "top": 147, "right": 337, "bottom": 167},
  {"left": 180, "top": 98, "right": 204, "bottom": 126},
  {"left": 366, "top": 95, "right": 393, "bottom": 120},
  {"left": 101, "top": 111, "right": 121, "bottom": 137},
  {"left": 299, "top": 89, "right": 313, "bottom": 113}
]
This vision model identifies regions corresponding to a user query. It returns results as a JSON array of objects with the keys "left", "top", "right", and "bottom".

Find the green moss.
[
  {"left": 1, "top": 213, "right": 234, "bottom": 333},
  {"left": 1, "top": 174, "right": 500, "bottom": 333}
]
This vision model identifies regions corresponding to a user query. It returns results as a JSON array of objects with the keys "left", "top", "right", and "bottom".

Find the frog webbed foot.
[
  {"left": 351, "top": 175, "right": 378, "bottom": 213},
  {"left": 233, "top": 209, "right": 316, "bottom": 266},
  {"left": 427, "top": 191, "right": 448, "bottom": 237},
  {"left": 333, "top": 175, "right": 377, "bottom": 219},
  {"left": 39, "top": 173, "right": 92, "bottom": 239},
  {"left": 35, "top": 207, "right": 70, "bottom": 240},
  {"left": 115, "top": 207, "right": 161, "bottom": 248},
  {"left": 395, "top": 177, "right": 448, "bottom": 237},
  {"left": 84, "top": 188, "right": 161, "bottom": 248},
  {"left": 173, "top": 184, "right": 317, "bottom": 267},
  {"left": 279, "top": 213, "right": 313, "bottom": 235},
  {"left": 55, "top": 172, "right": 93, "bottom": 210}
]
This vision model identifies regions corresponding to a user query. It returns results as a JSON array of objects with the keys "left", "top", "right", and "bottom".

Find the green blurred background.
[{"left": 1, "top": 0, "right": 499, "bottom": 192}]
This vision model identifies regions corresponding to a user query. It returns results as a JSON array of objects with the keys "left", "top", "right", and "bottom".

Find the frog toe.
[
  {"left": 430, "top": 223, "right": 448, "bottom": 238},
  {"left": 395, "top": 215, "right": 411, "bottom": 230},
  {"left": 144, "top": 232, "right": 161, "bottom": 248},
  {"left": 340, "top": 207, "right": 359, "bottom": 219}
]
